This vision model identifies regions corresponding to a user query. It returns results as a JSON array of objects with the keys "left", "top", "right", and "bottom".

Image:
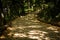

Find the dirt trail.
[{"left": 0, "top": 13, "right": 60, "bottom": 40}]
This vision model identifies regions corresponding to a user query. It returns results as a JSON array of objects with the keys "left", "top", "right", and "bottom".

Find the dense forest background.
[{"left": 0, "top": 0, "right": 60, "bottom": 36}]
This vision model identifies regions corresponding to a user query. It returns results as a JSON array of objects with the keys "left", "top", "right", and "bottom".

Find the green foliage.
[
  {"left": 0, "top": 0, "right": 60, "bottom": 26},
  {"left": 38, "top": 0, "right": 60, "bottom": 24}
]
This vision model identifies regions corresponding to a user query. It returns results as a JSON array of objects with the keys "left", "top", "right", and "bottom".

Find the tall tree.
[{"left": 0, "top": 0, "right": 3, "bottom": 26}]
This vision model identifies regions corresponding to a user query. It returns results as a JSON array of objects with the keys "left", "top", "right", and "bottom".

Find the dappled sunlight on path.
[{"left": 0, "top": 14, "right": 60, "bottom": 40}]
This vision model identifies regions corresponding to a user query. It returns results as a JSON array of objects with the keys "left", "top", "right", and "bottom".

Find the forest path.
[{"left": 0, "top": 13, "right": 60, "bottom": 40}]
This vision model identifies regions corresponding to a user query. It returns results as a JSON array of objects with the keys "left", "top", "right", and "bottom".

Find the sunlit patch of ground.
[
  {"left": 7, "top": 27, "right": 16, "bottom": 31},
  {"left": 13, "top": 33, "right": 27, "bottom": 38},
  {"left": 46, "top": 26, "right": 59, "bottom": 33},
  {"left": 28, "top": 25, "right": 42, "bottom": 28},
  {"left": 0, "top": 35, "right": 5, "bottom": 39},
  {"left": 47, "top": 26, "right": 58, "bottom": 30},
  {"left": 7, "top": 32, "right": 13, "bottom": 36},
  {"left": 27, "top": 30, "right": 49, "bottom": 40}
]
